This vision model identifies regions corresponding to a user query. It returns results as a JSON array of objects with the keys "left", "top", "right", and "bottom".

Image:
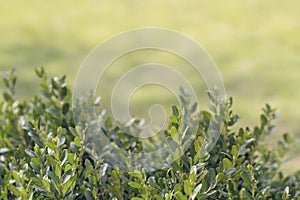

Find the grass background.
[{"left": 0, "top": 0, "right": 299, "bottom": 173}]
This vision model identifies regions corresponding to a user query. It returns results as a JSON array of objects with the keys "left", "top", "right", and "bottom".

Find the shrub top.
[{"left": 0, "top": 68, "right": 299, "bottom": 200}]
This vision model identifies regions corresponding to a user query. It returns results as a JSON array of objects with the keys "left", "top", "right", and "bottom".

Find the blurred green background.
[{"left": 0, "top": 1, "right": 299, "bottom": 172}]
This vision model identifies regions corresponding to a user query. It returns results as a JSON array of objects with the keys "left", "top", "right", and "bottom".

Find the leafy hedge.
[{"left": 0, "top": 68, "right": 299, "bottom": 199}]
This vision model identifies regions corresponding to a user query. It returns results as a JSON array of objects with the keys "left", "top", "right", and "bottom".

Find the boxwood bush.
[{"left": 0, "top": 68, "right": 299, "bottom": 200}]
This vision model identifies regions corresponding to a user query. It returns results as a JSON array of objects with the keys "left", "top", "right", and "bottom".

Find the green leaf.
[
  {"left": 170, "top": 126, "right": 179, "bottom": 143},
  {"left": 225, "top": 168, "right": 236, "bottom": 176},
  {"left": 154, "top": 195, "right": 164, "bottom": 200},
  {"left": 170, "top": 115, "right": 179, "bottom": 124},
  {"left": 31, "top": 158, "right": 41, "bottom": 166},
  {"left": 240, "top": 171, "right": 251, "bottom": 185},
  {"left": 231, "top": 145, "right": 238, "bottom": 158},
  {"left": 48, "top": 171, "right": 59, "bottom": 185},
  {"left": 260, "top": 114, "right": 268, "bottom": 127},
  {"left": 51, "top": 77, "right": 59, "bottom": 89},
  {"left": 174, "top": 148, "right": 181, "bottom": 161},
  {"left": 283, "top": 133, "right": 293, "bottom": 144},
  {"left": 148, "top": 176, "right": 156, "bottom": 188},
  {"left": 64, "top": 164, "right": 72, "bottom": 172},
  {"left": 174, "top": 191, "right": 188, "bottom": 200},
  {"left": 45, "top": 155, "right": 57, "bottom": 166},
  {"left": 85, "top": 159, "right": 92, "bottom": 167},
  {"left": 11, "top": 172, "right": 20, "bottom": 184},
  {"left": 35, "top": 67, "right": 45, "bottom": 78},
  {"left": 261, "top": 186, "right": 270, "bottom": 196},
  {"left": 74, "top": 137, "right": 81, "bottom": 147},
  {"left": 62, "top": 103, "right": 70, "bottom": 115},
  {"left": 165, "top": 193, "right": 172, "bottom": 200},
  {"left": 241, "top": 188, "right": 252, "bottom": 199},
  {"left": 67, "top": 153, "right": 75, "bottom": 164},
  {"left": 62, "top": 170, "right": 72, "bottom": 185},
  {"left": 58, "top": 136, "right": 66, "bottom": 147},
  {"left": 69, "top": 127, "right": 79, "bottom": 137},
  {"left": 25, "top": 149, "right": 37, "bottom": 158},
  {"left": 60, "top": 149, "right": 68, "bottom": 166},
  {"left": 70, "top": 142, "right": 79, "bottom": 154},
  {"left": 55, "top": 163, "right": 61, "bottom": 177},
  {"left": 84, "top": 165, "right": 94, "bottom": 178},
  {"left": 46, "top": 142, "right": 56, "bottom": 150},
  {"left": 174, "top": 183, "right": 182, "bottom": 192},
  {"left": 226, "top": 179, "right": 236, "bottom": 192},
  {"left": 200, "top": 111, "right": 211, "bottom": 122},
  {"left": 7, "top": 184, "right": 20, "bottom": 196},
  {"left": 223, "top": 158, "right": 232, "bottom": 169},
  {"left": 3, "top": 92, "right": 12, "bottom": 101},
  {"left": 30, "top": 162, "right": 40, "bottom": 171},
  {"left": 206, "top": 190, "right": 217, "bottom": 197},
  {"left": 85, "top": 189, "right": 95, "bottom": 200},
  {"left": 216, "top": 173, "right": 226, "bottom": 183},
  {"left": 42, "top": 179, "right": 50, "bottom": 192},
  {"left": 191, "top": 184, "right": 202, "bottom": 200},
  {"left": 128, "top": 171, "right": 142, "bottom": 180},
  {"left": 183, "top": 180, "right": 193, "bottom": 195},
  {"left": 62, "top": 177, "right": 73, "bottom": 195},
  {"left": 128, "top": 182, "right": 143, "bottom": 189},
  {"left": 208, "top": 168, "right": 216, "bottom": 186},
  {"left": 172, "top": 105, "right": 179, "bottom": 116},
  {"left": 189, "top": 166, "right": 197, "bottom": 181}
]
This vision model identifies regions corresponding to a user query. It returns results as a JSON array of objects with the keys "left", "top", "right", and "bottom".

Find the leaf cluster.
[{"left": 0, "top": 68, "right": 299, "bottom": 199}]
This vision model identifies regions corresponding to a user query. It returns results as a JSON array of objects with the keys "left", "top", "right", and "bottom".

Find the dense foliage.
[{"left": 0, "top": 68, "right": 299, "bottom": 199}]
